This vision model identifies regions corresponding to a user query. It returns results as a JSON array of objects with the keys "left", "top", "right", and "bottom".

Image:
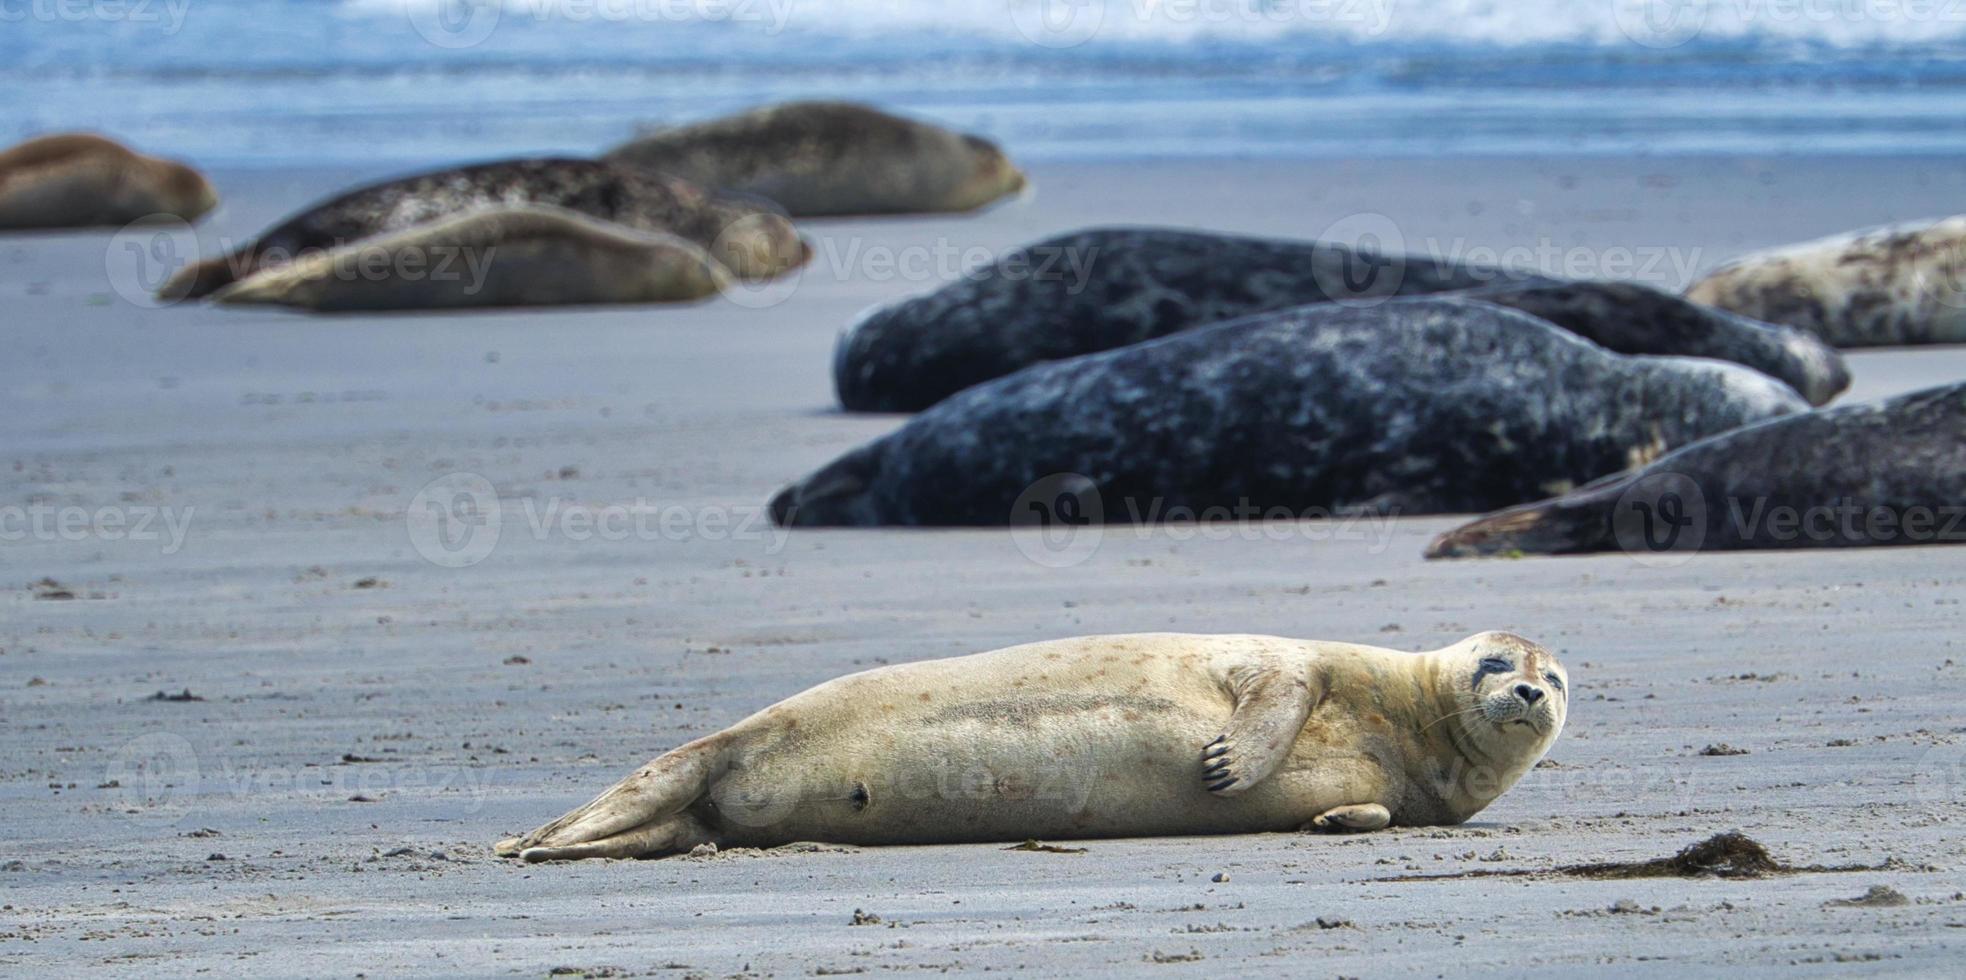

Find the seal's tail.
[{"left": 159, "top": 254, "right": 243, "bottom": 302}]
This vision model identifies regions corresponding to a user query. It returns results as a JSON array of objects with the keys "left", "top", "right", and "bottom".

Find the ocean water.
[{"left": 8, "top": 0, "right": 1966, "bottom": 168}]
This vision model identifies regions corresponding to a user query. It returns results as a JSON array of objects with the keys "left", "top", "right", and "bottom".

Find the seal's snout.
[{"left": 1513, "top": 683, "right": 1545, "bottom": 705}]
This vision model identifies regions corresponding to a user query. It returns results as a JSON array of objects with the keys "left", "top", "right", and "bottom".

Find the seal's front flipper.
[
  {"left": 1308, "top": 803, "right": 1391, "bottom": 832},
  {"left": 1202, "top": 661, "right": 1320, "bottom": 797}
]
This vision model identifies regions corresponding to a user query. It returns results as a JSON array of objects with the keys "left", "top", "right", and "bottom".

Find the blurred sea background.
[{"left": 8, "top": 0, "right": 1966, "bottom": 167}]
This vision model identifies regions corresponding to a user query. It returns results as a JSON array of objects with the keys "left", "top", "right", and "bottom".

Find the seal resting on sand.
[
  {"left": 1427, "top": 380, "right": 1966, "bottom": 558},
  {"left": 497, "top": 630, "right": 1569, "bottom": 861},
  {"left": 1686, "top": 217, "right": 1966, "bottom": 347},
  {"left": 163, "top": 158, "right": 803, "bottom": 300},
  {"left": 776, "top": 298, "right": 1809, "bottom": 527},
  {"left": 604, "top": 101, "right": 1027, "bottom": 217},
  {"left": 832, "top": 227, "right": 1845, "bottom": 412},
  {"left": 211, "top": 205, "right": 730, "bottom": 312},
  {"left": 0, "top": 133, "right": 217, "bottom": 230}
]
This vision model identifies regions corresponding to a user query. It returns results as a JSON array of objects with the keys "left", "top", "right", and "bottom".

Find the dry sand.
[{"left": 4, "top": 155, "right": 1965, "bottom": 976}]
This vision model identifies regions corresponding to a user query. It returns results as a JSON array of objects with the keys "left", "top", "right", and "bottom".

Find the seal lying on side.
[
  {"left": 1426, "top": 380, "right": 1966, "bottom": 558},
  {"left": 0, "top": 133, "right": 217, "bottom": 230},
  {"left": 604, "top": 100, "right": 1027, "bottom": 217},
  {"left": 497, "top": 631, "right": 1568, "bottom": 861},
  {"left": 833, "top": 227, "right": 1845, "bottom": 412},
  {"left": 164, "top": 158, "right": 802, "bottom": 300},
  {"left": 1686, "top": 217, "right": 1966, "bottom": 346},
  {"left": 777, "top": 298, "right": 1808, "bottom": 527},
  {"left": 211, "top": 205, "right": 729, "bottom": 312},
  {"left": 1462, "top": 279, "right": 1848, "bottom": 406}
]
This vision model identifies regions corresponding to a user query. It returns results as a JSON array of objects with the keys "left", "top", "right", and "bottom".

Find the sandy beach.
[{"left": 4, "top": 154, "right": 1966, "bottom": 976}]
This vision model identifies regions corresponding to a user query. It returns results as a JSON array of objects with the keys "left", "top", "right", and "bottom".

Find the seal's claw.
[
  {"left": 1205, "top": 775, "right": 1238, "bottom": 794},
  {"left": 1202, "top": 740, "right": 1230, "bottom": 761}
]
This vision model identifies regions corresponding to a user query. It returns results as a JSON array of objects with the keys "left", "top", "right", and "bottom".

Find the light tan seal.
[
  {"left": 213, "top": 205, "right": 729, "bottom": 312},
  {"left": 603, "top": 100, "right": 1027, "bottom": 217},
  {"left": 496, "top": 631, "right": 1568, "bottom": 862},
  {"left": 0, "top": 133, "right": 217, "bottom": 230},
  {"left": 1686, "top": 217, "right": 1966, "bottom": 346}
]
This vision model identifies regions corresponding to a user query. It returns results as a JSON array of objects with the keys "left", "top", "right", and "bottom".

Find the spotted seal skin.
[
  {"left": 211, "top": 205, "right": 730, "bottom": 313},
  {"left": 604, "top": 100, "right": 1027, "bottom": 217},
  {"left": 1463, "top": 279, "right": 1850, "bottom": 406},
  {"left": 0, "top": 133, "right": 217, "bottom": 230},
  {"left": 832, "top": 227, "right": 1842, "bottom": 413},
  {"left": 776, "top": 298, "right": 1809, "bottom": 527},
  {"left": 495, "top": 631, "right": 1568, "bottom": 862},
  {"left": 1427, "top": 381, "right": 1966, "bottom": 558},
  {"left": 833, "top": 227, "right": 1499, "bottom": 412},
  {"left": 1686, "top": 217, "right": 1966, "bottom": 347},
  {"left": 163, "top": 158, "right": 803, "bottom": 300}
]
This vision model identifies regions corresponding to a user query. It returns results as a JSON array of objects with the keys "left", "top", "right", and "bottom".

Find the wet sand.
[{"left": 3, "top": 155, "right": 1965, "bottom": 975}]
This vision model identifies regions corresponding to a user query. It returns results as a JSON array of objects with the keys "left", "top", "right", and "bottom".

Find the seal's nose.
[{"left": 1513, "top": 683, "right": 1545, "bottom": 705}]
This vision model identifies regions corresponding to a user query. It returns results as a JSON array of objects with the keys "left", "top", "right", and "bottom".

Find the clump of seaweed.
[
  {"left": 1564, "top": 832, "right": 1782, "bottom": 880},
  {"left": 1379, "top": 832, "right": 1876, "bottom": 883}
]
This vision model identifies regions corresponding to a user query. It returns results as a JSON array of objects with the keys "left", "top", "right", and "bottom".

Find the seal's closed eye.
[{"left": 1472, "top": 657, "right": 1512, "bottom": 688}]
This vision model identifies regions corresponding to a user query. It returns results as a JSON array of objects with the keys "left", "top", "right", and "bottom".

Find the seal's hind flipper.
[
  {"left": 497, "top": 736, "right": 726, "bottom": 858},
  {"left": 1202, "top": 660, "right": 1321, "bottom": 797}
]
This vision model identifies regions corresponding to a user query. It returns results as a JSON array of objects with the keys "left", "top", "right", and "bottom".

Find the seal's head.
[
  {"left": 1438, "top": 631, "right": 1568, "bottom": 763},
  {"left": 951, "top": 134, "right": 1028, "bottom": 212},
  {"left": 156, "top": 158, "right": 220, "bottom": 223}
]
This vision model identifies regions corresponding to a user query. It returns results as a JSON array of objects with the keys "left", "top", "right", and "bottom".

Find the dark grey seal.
[
  {"left": 1427, "top": 381, "right": 1966, "bottom": 559},
  {"left": 773, "top": 298, "right": 1810, "bottom": 527},
  {"left": 832, "top": 227, "right": 1848, "bottom": 412},
  {"left": 605, "top": 101, "right": 1026, "bottom": 217},
  {"left": 162, "top": 158, "right": 804, "bottom": 300}
]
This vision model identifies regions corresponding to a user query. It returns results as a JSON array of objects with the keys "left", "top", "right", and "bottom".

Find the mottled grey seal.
[
  {"left": 604, "top": 100, "right": 1026, "bottom": 217},
  {"left": 776, "top": 298, "right": 1809, "bottom": 527},
  {"left": 211, "top": 205, "right": 729, "bottom": 313},
  {"left": 496, "top": 631, "right": 1568, "bottom": 861},
  {"left": 163, "top": 158, "right": 803, "bottom": 300},
  {"left": 833, "top": 227, "right": 1847, "bottom": 412},
  {"left": 1686, "top": 217, "right": 1966, "bottom": 346},
  {"left": 1427, "top": 381, "right": 1966, "bottom": 558},
  {"left": 0, "top": 134, "right": 217, "bottom": 230}
]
